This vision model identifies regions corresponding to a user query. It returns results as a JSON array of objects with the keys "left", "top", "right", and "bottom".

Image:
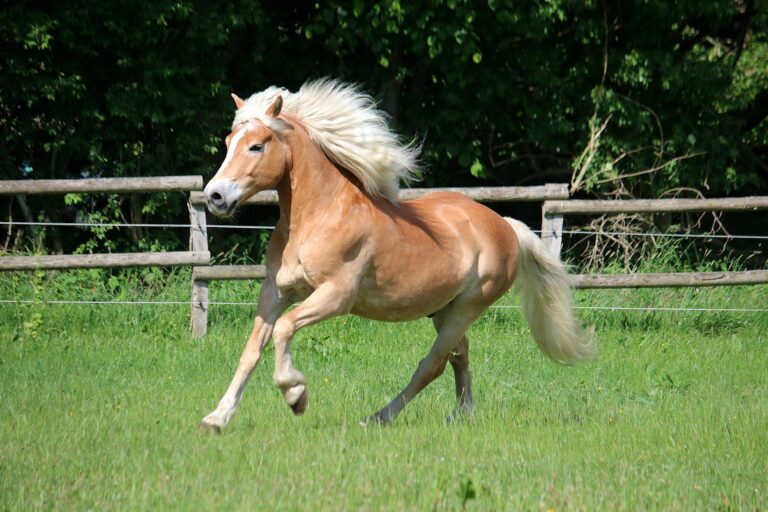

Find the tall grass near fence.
[{"left": 1, "top": 269, "right": 767, "bottom": 510}]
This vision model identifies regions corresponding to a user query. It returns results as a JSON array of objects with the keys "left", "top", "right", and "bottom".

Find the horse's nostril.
[{"left": 210, "top": 192, "right": 223, "bottom": 202}]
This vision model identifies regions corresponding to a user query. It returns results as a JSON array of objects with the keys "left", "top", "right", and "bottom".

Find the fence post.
[
  {"left": 541, "top": 202, "right": 564, "bottom": 260},
  {"left": 188, "top": 199, "right": 209, "bottom": 338}
]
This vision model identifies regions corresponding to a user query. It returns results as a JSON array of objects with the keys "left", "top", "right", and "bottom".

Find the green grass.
[{"left": 1, "top": 271, "right": 767, "bottom": 510}]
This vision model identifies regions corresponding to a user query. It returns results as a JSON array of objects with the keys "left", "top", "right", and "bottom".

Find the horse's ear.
[
  {"left": 231, "top": 93, "right": 246, "bottom": 110},
  {"left": 267, "top": 95, "right": 283, "bottom": 117}
]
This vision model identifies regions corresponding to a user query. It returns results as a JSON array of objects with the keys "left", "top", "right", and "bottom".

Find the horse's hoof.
[
  {"left": 288, "top": 385, "right": 309, "bottom": 415},
  {"left": 359, "top": 412, "right": 390, "bottom": 427},
  {"left": 198, "top": 419, "right": 222, "bottom": 434},
  {"left": 445, "top": 411, "right": 473, "bottom": 425}
]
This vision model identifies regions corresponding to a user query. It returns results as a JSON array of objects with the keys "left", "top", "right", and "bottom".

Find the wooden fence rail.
[
  {"left": 187, "top": 183, "right": 570, "bottom": 207},
  {"left": 572, "top": 269, "right": 768, "bottom": 289},
  {"left": 0, "top": 251, "right": 210, "bottom": 271},
  {"left": 542, "top": 197, "right": 768, "bottom": 289},
  {"left": 0, "top": 176, "right": 203, "bottom": 195},
  {"left": 544, "top": 196, "right": 768, "bottom": 215}
]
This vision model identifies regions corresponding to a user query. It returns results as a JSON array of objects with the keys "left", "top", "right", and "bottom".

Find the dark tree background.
[{"left": 1, "top": 0, "right": 766, "bottom": 254}]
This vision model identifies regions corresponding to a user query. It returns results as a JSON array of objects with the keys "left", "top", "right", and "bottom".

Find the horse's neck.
[{"left": 276, "top": 135, "right": 362, "bottom": 229}]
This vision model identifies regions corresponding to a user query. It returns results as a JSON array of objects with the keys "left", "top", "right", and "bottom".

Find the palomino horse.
[{"left": 199, "top": 79, "right": 594, "bottom": 432}]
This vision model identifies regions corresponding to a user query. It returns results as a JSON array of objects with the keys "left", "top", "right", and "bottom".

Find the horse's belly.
[
  {"left": 350, "top": 274, "right": 463, "bottom": 322},
  {"left": 348, "top": 231, "right": 479, "bottom": 321},
  {"left": 351, "top": 297, "right": 444, "bottom": 322}
]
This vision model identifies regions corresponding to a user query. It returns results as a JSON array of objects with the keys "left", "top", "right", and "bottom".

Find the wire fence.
[
  {"left": 0, "top": 221, "right": 277, "bottom": 230},
  {"left": 1, "top": 298, "right": 766, "bottom": 313},
  {"left": 559, "top": 230, "right": 768, "bottom": 241},
  {"left": 2, "top": 218, "right": 766, "bottom": 314},
  {"left": 4, "top": 220, "right": 768, "bottom": 242}
]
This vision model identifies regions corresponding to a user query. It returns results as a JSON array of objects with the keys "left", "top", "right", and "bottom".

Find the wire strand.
[
  {"left": 493, "top": 304, "right": 768, "bottom": 313},
  {"left": 1, "top": 298, "right": 766, "bottom": 313},
  {"left": 560, "top": 230, "right": 768, "bottom": 240},
  {"left": 3, "top": 221, "right": 766, "bottom": 240},
  {"left": 0, "top": 220, "right": 275, "bottom": 230}
]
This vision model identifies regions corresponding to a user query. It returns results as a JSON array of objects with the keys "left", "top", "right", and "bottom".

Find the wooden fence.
[
  {"left": 0, "top": 176, "right": 208, "bottom": 272},
  {"left": 2, "top": 177, "right": 767, "bottom": 338},
  {"left": 541, "top": 197, "right": 768, "bottom": 289}
]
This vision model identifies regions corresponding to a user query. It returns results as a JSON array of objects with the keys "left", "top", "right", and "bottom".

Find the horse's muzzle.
[{"left": 204, "top": 179, "right": 241, "bottom": 218}]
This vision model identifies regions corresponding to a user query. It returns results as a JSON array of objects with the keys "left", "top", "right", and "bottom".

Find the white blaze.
[
  {"left": 204, "top": 123, "right": 253, "bottom": 208},
  {"left": 214, "top": 123, "right": 252, "bottom": 178}
]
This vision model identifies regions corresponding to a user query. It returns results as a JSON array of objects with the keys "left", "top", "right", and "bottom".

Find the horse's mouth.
[{"left": 207, "top": 199, "right": 238, "bottom": 218}]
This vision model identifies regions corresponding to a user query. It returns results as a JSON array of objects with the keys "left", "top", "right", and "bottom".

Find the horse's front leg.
[
  {"left": 272, "top": 282, "right": 355, "bottom": 414},
  {"left": 199, "top": 279, "right": 288, "bottom": 433}
]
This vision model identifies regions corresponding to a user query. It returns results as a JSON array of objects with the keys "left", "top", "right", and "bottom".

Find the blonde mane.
[{"left": 233, "top": 78, "right": 420, "bottom": 201}]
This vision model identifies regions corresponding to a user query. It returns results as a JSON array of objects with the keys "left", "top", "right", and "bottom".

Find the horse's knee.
[{"left": 272, "top": 317, "right": 295, "bottom": 344}]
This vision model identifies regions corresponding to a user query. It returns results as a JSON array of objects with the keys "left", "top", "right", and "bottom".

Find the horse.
[{"left": 199, "top": 78, "right": 594, "bottom": 432}]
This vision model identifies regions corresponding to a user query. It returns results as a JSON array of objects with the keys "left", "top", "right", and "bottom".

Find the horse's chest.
[
  {"left": 274, "top": 235, "right": 345, "bottom": 300},
  {"left": 274, "top": 260, "right": 315, "bottom": 301}
]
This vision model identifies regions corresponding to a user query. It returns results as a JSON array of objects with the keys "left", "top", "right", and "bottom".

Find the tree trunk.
[{"left": 129, "top": 195, "right": 145, "bottom": 242}]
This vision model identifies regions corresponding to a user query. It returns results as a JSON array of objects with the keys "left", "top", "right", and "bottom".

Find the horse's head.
[{"left": 204, "top": 94, "right": 291, "bottom": 217}]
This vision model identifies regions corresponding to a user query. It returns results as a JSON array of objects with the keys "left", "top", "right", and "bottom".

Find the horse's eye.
[{"left": 249, "top": 144, "right": 264, "bottom": 153}]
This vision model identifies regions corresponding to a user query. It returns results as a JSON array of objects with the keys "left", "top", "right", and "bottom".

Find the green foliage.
[{"left": 1, "top": 1, "right": 767, "bottom": 256}]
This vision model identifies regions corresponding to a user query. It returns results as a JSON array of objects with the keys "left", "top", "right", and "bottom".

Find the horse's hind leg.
[
  {"left": 362, "top": 301, "right": 483, "bottom": 425},
  {"left": 447, "top": 335, "right": 475, "bottom": 422},
  {"left": 431, "top": 311, "right": 475, "bottom": 422},
  {"left": 431, "top": 309, "right": 475, "bottom": 422}
]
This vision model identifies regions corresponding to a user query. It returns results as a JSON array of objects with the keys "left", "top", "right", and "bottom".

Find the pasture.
[{"left": 1, "top": 271, "right": 766, "bottom": 510}]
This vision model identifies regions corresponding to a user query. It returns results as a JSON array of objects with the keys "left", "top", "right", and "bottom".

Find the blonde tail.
[{"left": 506, "top": 218, "right": 595, "bottom": 363}]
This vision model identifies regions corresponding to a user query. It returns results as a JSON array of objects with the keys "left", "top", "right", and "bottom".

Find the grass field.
[{"left": 1, "top": 270, "right": 767, "bottom": 510}]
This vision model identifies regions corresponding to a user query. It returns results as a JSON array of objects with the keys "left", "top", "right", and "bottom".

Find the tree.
[{"left": 1, "top": 0, "right": 766, "bottom": 254}]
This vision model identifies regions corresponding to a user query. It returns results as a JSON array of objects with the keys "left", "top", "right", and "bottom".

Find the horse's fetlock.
[
  {"left": 272, "top": 374, "right": 290, "bottom": 390},
  {"left": 273, "top": 369, "right": 305, "bottom": 391}
]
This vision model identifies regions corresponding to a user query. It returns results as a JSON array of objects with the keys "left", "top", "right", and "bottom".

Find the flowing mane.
[{"left": 232, "top": 78, "right": 420, "bottom": 201}]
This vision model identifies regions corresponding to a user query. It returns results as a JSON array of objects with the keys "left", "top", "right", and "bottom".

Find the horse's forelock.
[{"left": 232, "top": 115, "right": 291, "bottom": 136}]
